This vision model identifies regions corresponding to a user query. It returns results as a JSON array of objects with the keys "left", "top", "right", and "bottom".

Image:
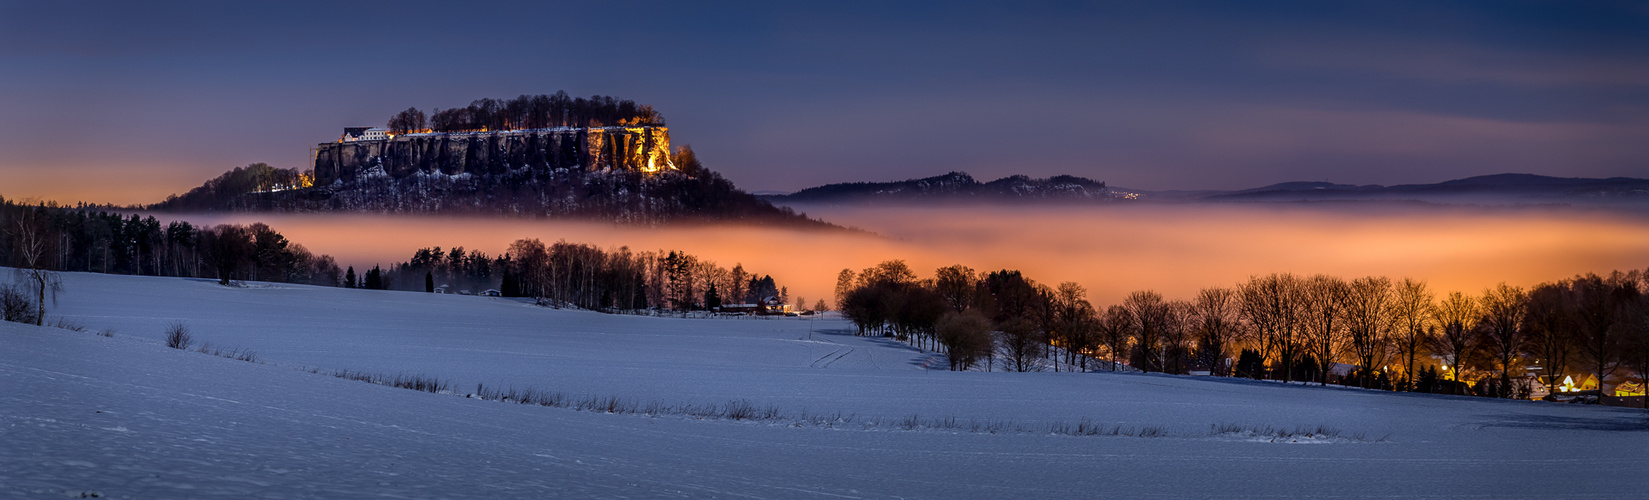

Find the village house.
[
  {"left": 715, "top": 297, "right": 793, "bottom": 316},
  {"left": 341, "top": 127, "right": 390, "bottom": 142}
]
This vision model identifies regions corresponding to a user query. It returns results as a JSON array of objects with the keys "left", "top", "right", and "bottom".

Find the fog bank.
[{"left": 175, "top": 204, "right": 1649, "bottom": 307}]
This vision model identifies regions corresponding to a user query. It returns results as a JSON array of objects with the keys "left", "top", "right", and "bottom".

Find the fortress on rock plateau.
[{"left": 312, "top": 126, "right": 673, "bottom": 186}]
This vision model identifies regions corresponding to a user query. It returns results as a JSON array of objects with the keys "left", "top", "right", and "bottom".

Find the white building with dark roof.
[{"left": 341, "top": 127, "right": 389, "bottom": 142}]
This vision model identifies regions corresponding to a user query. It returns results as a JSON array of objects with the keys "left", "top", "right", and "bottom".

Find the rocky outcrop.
[
  {"left": 160, "top": 124, "right": 827, "bottom": 227},
  {"left": 151, "top": 122, "right": 839, "bottom": 227},
  {"left": 313, "top": 126, "right": 671, "bottom": 187}
]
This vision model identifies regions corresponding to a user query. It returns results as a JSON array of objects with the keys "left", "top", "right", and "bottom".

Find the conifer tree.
[
  {"left": 705, "top": 283, "right": 722, "bottom": 310},
  {"left": 365, "top": 265, "right": 384, "bottom": 290}
]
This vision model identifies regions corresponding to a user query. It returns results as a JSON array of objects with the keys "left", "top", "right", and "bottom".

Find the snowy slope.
[{"left": 5, "top": 271, "right": 1648, "bottom": 498}]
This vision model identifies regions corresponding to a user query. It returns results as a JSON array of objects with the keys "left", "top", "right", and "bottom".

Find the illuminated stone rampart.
[{"left": 312, "top": 126, "right": 671, "bottom": 186}]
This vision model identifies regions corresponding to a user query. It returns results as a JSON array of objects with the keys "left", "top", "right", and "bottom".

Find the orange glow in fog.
[{"left": 162, "top": 204, "right": 1649, "bottom": 308}]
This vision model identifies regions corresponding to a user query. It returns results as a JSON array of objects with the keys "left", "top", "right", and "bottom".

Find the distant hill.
[
  {"left": 1190, "top": 174, "right": 1649, "bottom": 203},
  {"left": 766, "top": 172, "right": 1124, "bottom": 204},
  {"left": 769, "top": 172, "right": 1649, "bottom": 208}
]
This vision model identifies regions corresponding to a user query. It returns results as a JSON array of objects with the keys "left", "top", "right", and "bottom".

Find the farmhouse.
[{"left": 716, "top": 297, "right": 793, "bottom": 316}]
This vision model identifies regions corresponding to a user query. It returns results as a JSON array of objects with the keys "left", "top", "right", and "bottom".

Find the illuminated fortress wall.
[{"left": 313, "top": 126, "right": 671, "bottom": 186}]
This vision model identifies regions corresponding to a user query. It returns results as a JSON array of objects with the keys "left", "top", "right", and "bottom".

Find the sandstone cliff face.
[
  {"left": 313, "top": 126, "right": 670, "bottom": 186},
  {"left": 227, "top": 124, "right": 824, "bottom": 226}
]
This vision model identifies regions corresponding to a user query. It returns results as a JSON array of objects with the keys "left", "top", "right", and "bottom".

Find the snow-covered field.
[{"left": 5, "top": 271, "right": 1647, "bottom": 498}]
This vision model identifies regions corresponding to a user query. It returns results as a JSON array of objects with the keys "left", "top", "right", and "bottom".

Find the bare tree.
[
  {"left": 1431, "top": 291, "right": 1481, "bottom": 394},
  {"left": 934, "top": 265, "right": 978, "bottom": 313},
  {"left": 726, "top": 264, "right": 751, "bottom": 307},
  {"left": 1389, "top": 278, "right": 1436, "bottom": 391},
  {"left": 1619, "top": 277, "right": 1649, "bottom": 408},
  {"left": 1300, "top": 275, "right": 1350, "bottom": 386},
  {"left": 1345, "top": 276, "right": 1394, "bottom": 388},
  {"left": 1479, "top": 283, "right": 1528, "bottom": 398},
  {"left": 1160, "top": 300, "right": 1195, "bottom": 374},
  {"left": 8, "top": 209, "right": 63, "bottom": 326},
  {"left": 1098, "top": 305, "right": 1133, "bottom": 371},
  {"left": 1522, "top": 284, "right": 1571, "bottom": 397},
  {"left": 860, "top": 260, "right": 917, "bottom": 289},
  {"left": 1051, "top": 282, "right": 1097, "bottom": 369},
  {"left": 996, "top": 317, "right": 1046, "bottom": 372},
  {"left": 937, "top": 309, "right": 993, "bottom": 370},
  {"left": 1240, "top": 274, "right": 1304, "bottom": 381},
  {"left": 386, "top": 107, "right": 428, "bottom": 134},
  {"left": 1191, "top": 287, "right": 1244, "bottom": 376},
  {"left": 1569, "top": 272, "right": 1640, "bottom": 396},
  {"left": 1124, "top": 290, "right": 1170, "bottom": 372},
  {"left": 1069, "top": 306, "right": 1101, "bottom": 371},
  {"left": 1238, "top": 277, "right": 1278, "bottom": 379},
  {"left": 834, "top": 268, "right": 857, "bottom": 313},
  {"left": 509, "top": 239, "right": 550, "bottom": 301}
]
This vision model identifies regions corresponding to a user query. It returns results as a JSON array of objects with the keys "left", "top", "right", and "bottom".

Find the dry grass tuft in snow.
[
  {"left": 314, "top": 368, "right": 451, "bottom": 394},
  {"left": 1209, "top": 422, "right": 1387, "bottom": 443},
  {"left": 194, "top": 343, "right": 259, "bottom": 363},
  {"left": 456, "top": 380, "right": 1381, "bottom": 442},
  {"left": 163, "top": 322, "right": 192, "bottom": 350}
]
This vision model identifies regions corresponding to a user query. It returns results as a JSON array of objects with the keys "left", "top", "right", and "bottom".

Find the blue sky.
[{"left": 2, "top": 1, "right": 1645, "bottom": 204}]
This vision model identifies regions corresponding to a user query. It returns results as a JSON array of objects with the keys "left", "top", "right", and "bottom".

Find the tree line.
[
  {"left": 0, "top": 199, "right": 340, "bottom": 285},
  {"left": 0, "top": 199, "right": 345, "bottom": 325},
  {"left": 1, "top": 197, "right": 800, "bottom": 322},
  {"left": 386, "top": 239, "right": 793, "bottom": 314},
  {"left": 838, "top": 260, "right": 1649, "bottom": 403},
  {"left": 388, "top": 92, "right": 666, "bottom": 134}
]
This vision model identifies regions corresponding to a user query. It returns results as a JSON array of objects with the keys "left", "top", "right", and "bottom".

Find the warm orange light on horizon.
[{"left": 160, "top": 205, "right": 1649, "bottom": 310}]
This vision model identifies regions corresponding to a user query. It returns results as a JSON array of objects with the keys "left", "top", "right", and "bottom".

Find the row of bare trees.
[
  {"left": 388, "top": 92, "right": 665, "bottom": 134},
  {"left": 837, "top": 259, "right": 1649, "bottom": 401},
  {"left": 838, "top": 260, "right": 1251, "bottom": 374},
  {"left": 839, "top": 261, "right": 1114, "bottom": 372},
  {"left": 1220, "top": 272, "right": 1649, "bottom": 399}
]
